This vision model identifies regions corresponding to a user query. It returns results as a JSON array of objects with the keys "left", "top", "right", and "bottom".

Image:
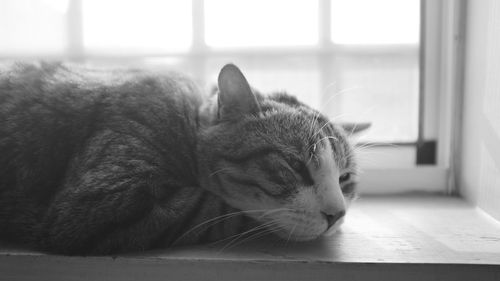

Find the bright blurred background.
[{"left": 0, "top": 0, "right": 420, "bottom": 143}]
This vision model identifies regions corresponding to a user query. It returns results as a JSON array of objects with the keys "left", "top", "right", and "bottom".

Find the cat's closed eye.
[
  {"left": 290, "top": 160, "right": 314, "bottom": 186},
  {"left": 339, "top": 173, "right": 351, "bottom": 183}
]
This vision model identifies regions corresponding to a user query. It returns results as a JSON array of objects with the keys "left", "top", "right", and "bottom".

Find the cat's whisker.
[
  {"left": 356, "top": 147, "right": 399, "bottom": 156},
  {"left": 311, "top": 120, "right": 333, "bottom": 141},
  {"left": 306, "top": 150, "right": 318, "bottom": 166},
  {"left": 345, "top": 106, "right": 377, "bottom": 139},
  {"left": 172, "top": 209, "right": 277, "bottom": 246},
  {"left": 355, "top": 152, "right": 388, "bottom": 159},
  {"left": 341, "top": 148, "right": 372, "bottom": 163},
  {"left": 352, "top": 141, "right": 400, "bottom": 152},
  {"left": 217, "top": 220, "right": 281, "bottom": 252},
  {"left": 319, "top": 86, "right": 361, "bottom": 113},
  {"left": 310, "top": 109, "right": 368, "bottom": 143},
  {"left": 351, "top": 148, "right": 382, "bottom": 156},
  {"left": 352, "top": 143, "right": 400, "bottom": 153},
  {"left": 308, "top": 109, "right": 323, "bottom": 140},
  {"left": 306, "top": 85, "right": 353, "bottom": 139},
  {"left": 224, "top": 225, "right": 283, "bottom": 251},
  {"left": 348, "top": 124, "right": 360, "bottom": 139},
  {"left": 308, "top": 136, "right": 339, "bottom": 152},
  {"left": 257, "top": 208, "right": 292, "bottom": 219},
  {"left": 352, "top": 145, "right": 381, "bottom": 154},
  {"left": 179, "top": 207, "right": 289, "bottom": 247},
  {"left": 209, "top": 225, "right": 266, "bottom": 247},
  {"left": 328, "top": 113, "right": 354, "bottom": 123},
  {"left": 285, "top": 222, "right": 298, "bottom": 245},
  {"left": 321, "top": 81, "right": 338, "bottom": 94},
  {"left": 218, "top": 222, "right": 283, "bottom": 252},
  {"left": 354, "top": 150, "right": 398, "bottom": 164},
  {"left": 312, "top": 86, "right": 363, "bottom": 135},
  {"left": 340, "top": 141, "right": 400, "bottom": 164}
]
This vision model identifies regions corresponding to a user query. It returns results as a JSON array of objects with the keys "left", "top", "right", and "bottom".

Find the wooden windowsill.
[{"left": 1, "top": 195, "right": 500, "bottom": 281}]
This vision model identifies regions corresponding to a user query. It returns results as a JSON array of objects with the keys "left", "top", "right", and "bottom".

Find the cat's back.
[
  {"left": 0, "top": 62, "right": 203, "bottom": 195},
  {"left": 0, "top": 62, "right": 203, "bottom": 120}
]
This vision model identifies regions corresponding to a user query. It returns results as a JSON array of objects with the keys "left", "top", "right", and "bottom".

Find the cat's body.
[{"left": 0, "top": 62, "right": 360, "bottom": 255}]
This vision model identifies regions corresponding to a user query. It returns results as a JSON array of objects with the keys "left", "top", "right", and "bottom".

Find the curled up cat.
[{"left": 0, "top": 62, "right": 366, "bottom": 255}]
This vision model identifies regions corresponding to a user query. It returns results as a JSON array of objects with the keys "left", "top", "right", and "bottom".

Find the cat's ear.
[
  {"left": 217, "top": 64, "right": 261, "bottom": 120},
  {"left": 340, "top": 122, "right": 371, "bottom": 135}
]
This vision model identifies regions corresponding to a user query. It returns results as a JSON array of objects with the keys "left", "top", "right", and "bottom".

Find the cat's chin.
[
  {"left": 274, "top": 231, "right": 322, "bottom": 242},
  {"left": 289, "top": 234, "right": 323, "bottom": 242},
  {"left": 271, "top": 226, "right": 325, "bottom": 242}
]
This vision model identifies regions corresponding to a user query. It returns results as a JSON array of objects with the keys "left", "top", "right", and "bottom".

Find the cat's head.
[{"left": 197, "top": 64, "right": 367, "bottom": 241}]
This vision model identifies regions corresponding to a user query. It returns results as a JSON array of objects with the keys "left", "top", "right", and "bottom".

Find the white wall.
[{"left": 460, "top": 0, "right": 500, "bottom": 220}]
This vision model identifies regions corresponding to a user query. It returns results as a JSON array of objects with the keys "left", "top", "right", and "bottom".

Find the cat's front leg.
[
  {"left": 38, "top": 178, "right": 165, "bottom": 255},
  {"left": 36, "top": 131, "right": 178, "bottom": 255}
]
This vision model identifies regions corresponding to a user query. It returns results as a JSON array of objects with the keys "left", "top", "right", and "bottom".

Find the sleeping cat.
[{"left": 0, "top": 62, "right": 363, "bottom": 255}]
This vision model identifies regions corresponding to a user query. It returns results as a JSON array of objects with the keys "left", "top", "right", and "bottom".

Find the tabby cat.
[{"left": 0, "top": 62, "right": 364, "bottom": 255}]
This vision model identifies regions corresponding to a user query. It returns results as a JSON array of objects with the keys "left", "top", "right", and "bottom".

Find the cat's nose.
[{"left": 322, "top": 210, "right": 346, "bottom": 229}]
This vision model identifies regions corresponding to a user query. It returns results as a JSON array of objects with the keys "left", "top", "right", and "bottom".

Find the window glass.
[
  {"left": 205, "top": 0, "right": 318, "bottom": 48},
  {"left": 0, "top": 0, "right": 68, "bottom": 55},
  {"left": 83, "top": 0, "right": 192, "bottom": 54},
  {"left": 331, "top": 0, "right": 420, "bottom": 44}
]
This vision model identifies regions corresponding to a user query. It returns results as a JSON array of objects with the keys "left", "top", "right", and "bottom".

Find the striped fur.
[{"left": 0, "top": 62, "right": 361, "bottom": 255}]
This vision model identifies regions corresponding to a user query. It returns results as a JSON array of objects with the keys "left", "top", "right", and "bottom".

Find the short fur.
[{"left": 0, "top": 62, "right": 361, "bottom": 255}]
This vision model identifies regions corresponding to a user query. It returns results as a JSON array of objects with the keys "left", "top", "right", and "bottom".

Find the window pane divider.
[
  {"left": 191, "top": 0, "right": 207, "bottom": 86},
  {"left": 66, "top": 0, "right": 84, "bottom": 61}
]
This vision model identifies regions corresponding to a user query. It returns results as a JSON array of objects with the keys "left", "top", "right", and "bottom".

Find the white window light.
[
  {"left": 82, "top": 0, "right": 192, "bottom": 54},
  {"left": 205, "top": 0, "right": 318, "bottom": 48}
]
